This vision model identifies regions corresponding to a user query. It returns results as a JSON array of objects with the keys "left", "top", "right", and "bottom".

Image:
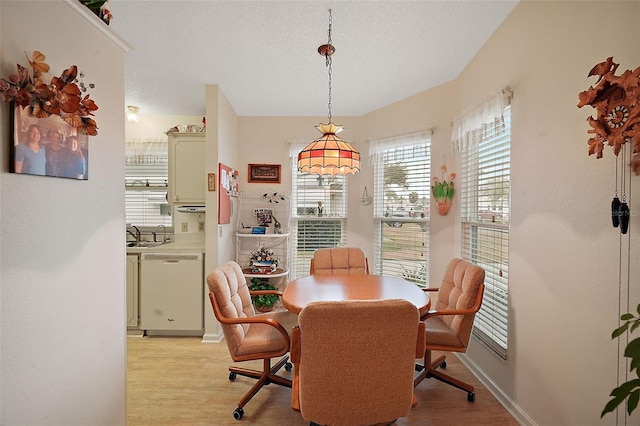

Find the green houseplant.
[
  {"left": 432, "top": 165, "right": 455, "bottom": 216},
  {"left": 249, "top": 278, "right": 280, "bottom": 313},
  {"left": 602, "top": 303, "right": 640, "bottom": 417}
]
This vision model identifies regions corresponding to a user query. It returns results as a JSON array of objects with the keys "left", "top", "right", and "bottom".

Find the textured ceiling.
[{"left": 108, "top": 0, "right": 518, "bottom": 117}]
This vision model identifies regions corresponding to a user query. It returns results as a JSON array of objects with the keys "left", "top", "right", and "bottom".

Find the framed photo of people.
[{"left": 10, "top": 103, "right": 89, "bottom": 180}]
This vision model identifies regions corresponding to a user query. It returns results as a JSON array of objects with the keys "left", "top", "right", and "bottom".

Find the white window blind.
[
  {"left": 460, "top": 106, "right": 511, "bottom": 359},
  {"left": 370, "top": 132, "right": 430, "bottom": 286},
  {"left": 125, "top": 139, "right": 171, "bottom": 227},
  {"left": 289, "top": 145, "right": 347, "bottom": 279}
]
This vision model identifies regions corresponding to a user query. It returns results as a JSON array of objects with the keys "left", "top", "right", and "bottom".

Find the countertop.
[{"left": 126, "top": 241, "right": 205, "bottom": 255}]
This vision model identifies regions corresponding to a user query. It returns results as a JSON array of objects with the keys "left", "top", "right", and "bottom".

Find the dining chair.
[
  {"left": 414, "top": 257, "right": 485, "bottom": 402},
  {"left": 309, "top": 247, "right": 369, "bottom": 275},
  {"left": 290, "top": 299, "right": 425, "bottom": 425},
  {"left": 206, "top": 260, "right": 298, "bottom": 420}
]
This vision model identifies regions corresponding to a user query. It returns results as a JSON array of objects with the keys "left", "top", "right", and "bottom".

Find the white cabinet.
[
  {"left": 168, "top": 132, "right": 206, "bottom": 204},
  {"left": 139, "top": 253, "right": 204, "bottom": 334},
  {"left": 126, "top": 254, "right": 139, "bottom": 329}
]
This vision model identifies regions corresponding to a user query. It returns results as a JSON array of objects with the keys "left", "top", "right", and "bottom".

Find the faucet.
[
  {"left": 127, "top": 225, "right": 141, "bottom": 242},
  {"left": 155, "top": 225, "right": 168, "bottom": 243}
]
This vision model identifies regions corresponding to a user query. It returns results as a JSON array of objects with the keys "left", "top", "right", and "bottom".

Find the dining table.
[{"left": 282, "top": 274, "right": 430, "bottom": 316}]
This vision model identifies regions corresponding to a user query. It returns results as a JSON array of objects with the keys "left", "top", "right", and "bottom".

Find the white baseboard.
[
  {"left": 457, "top": 353, "right": 537, "bottom": 426},
  {"left": 201, "top": 331, "right": 223, "bottom": 343}
]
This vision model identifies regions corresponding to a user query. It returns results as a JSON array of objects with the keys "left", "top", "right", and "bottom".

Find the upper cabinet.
[{"left": 168, "top": 132, "right": 206, "bottom": 204}]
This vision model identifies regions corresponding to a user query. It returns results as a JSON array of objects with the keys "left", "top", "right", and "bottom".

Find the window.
[
  {"left": 289, "top": 147, "right": 347, "bottom": 279},
  {"left": 125, "top": 139, "right": 171, "bottom": 227},
  {"left": 370, "top": 132, "right": 431, "bottom": 286},
  {"left": 460, "top": 105, "right": 511, "bottom": 359}
]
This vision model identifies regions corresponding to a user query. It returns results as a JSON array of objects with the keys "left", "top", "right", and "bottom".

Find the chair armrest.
[
  {"left": 290, "top": 326, "right": 301, "bottom": 411},
  {"left": 415, "top": 322, "right": 425, "bottom": 358},
  {"left": 421, "top": 306, "right": 478, "bottom": 321},
  {"left": 290, "top": 326, "right": 301, "bottom": 363},
  {"left": 249, "top": 289, "right": 284, "bottom": 297},
  {"left": 208, "top": 292, "right": 290, "bottom": 345},
  {"left": 419, "top": 284, "right": 484, "bottom": 321}
]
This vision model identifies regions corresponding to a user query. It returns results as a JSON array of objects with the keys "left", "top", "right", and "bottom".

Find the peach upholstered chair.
[
  {"left": 206, "top": 260, "right": 298, "bottom": 420},
  {"left": 309, "top": 247, "right": 369, "bottom": 275},
  {"left": 290, "top": 299, "right": 425, "bottom": 425},
  {"left": 414, "top": 258, "right": 485, "bottom": 402}
]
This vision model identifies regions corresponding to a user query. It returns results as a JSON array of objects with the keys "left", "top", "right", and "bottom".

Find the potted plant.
[
  {"left": 249, "top": 278, "right": 280, "bottom": 313},
  {"left": 602, "top": 303, "right": 640, "bottom": 418},
  {"left": 432, "top": 165, "right": 455, "bottom": 216}
]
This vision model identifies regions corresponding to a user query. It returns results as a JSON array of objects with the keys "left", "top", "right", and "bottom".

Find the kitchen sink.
[{"left": 126, "top": 241, "right": 168, "bottom": 248}]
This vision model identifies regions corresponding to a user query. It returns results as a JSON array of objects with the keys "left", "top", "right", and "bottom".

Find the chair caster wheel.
[
  {"left": 285, "top": 362, "right": 293, "bottom": 372},
  {"left": 229, "top": 372, "right": 237, "bottom": 381},
  {"left": 233, "top": 407, "right": 244, "bottom": 420},
  {"left": 440, "top": 361, "right": 447, "bottom": 369},
  {"left": 467, "top": 392, "right": 476, "bottom": 402}
]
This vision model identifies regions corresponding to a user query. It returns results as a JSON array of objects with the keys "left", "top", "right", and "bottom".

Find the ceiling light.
[
  {"left": 297, "top": 9, "right": 360, "bottom": 176},
  {"left": 126, "top": 105, "right": 140, "bottom": 123}
]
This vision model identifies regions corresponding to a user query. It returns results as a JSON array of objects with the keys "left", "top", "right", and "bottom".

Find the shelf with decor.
[{"left": 235, "top": 192, "right": 290, "bottom": 281}]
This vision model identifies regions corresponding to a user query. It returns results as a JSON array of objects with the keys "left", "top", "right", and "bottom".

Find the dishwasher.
[{"left": 139, "top": 253, "right": 204, "bottom": 334}]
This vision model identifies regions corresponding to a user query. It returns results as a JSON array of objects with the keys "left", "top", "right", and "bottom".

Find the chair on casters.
[
  {"left": 414, "top": 258, "right": 485, "bottom": 402},
  {"left": 310, "top": 247, "right": 369, "bottom": 275},
  {"left": 290, "top": 299, "right": 425, "bottom": 426},
  {"left": 206, "top": 260, "right": 298, "bottom": 420}
]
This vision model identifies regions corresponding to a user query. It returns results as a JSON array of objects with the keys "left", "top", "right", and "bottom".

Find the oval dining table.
[{"left": 282, "top": 274, "right": 430, "bottom": 316}]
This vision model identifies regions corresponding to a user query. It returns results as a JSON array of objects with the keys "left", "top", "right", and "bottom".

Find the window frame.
[
  {"left": 125, "top": 139, "right": 172, "bottom": 227},
  {"left": 460, "top": 106, "right": 511, "bottom": 359},
  {"left": 370, "top": 132, "right": 431, "bottom": 287},
  {"left": 289, "top": 148, "right": 348, "bottom": 279}
]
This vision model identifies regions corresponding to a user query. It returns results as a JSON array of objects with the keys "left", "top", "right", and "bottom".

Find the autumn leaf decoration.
[
  {"left": 0, "top": 51, "right": 99, "bottom": 136},
  {"left": 577, "top": 57, "right": 640, "bottom": 169}
]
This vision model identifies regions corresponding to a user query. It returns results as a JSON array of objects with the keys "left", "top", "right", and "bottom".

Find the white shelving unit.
[{"left": 235, "top": 192, "right": 290, "bottom": 282}]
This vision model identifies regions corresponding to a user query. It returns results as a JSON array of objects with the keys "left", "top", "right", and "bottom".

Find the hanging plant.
[
  {"left": 432, "top": 164, "right": 455, "bottom": 215},
  {"left": 0, "top": 51, "right": 99, "bottom": 135},
  {"left": 602, "top": 303, "right": 640, "bottom": 418}
]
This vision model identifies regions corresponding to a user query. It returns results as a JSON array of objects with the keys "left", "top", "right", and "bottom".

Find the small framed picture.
[{"left": 248, "top": 164, "right": 281, "bottom": 184}]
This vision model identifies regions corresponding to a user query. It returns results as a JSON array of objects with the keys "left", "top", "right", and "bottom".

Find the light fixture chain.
[
  {"left": 327, "top": 9, "right": 332, "bottom": 47},
  {"left": 326, "top": 9, "right": 333, "bottom": 123},
  {"left": 327, "top": 55, "right": 332, "bottom": 123}
]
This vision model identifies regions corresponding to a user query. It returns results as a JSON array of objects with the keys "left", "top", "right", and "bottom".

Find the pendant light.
[
  {"left": 126, "top": 105, "right": 140, "bottom": 123},
  {"left": 297, "top": 9, "right": 360, "bottom": 176}
]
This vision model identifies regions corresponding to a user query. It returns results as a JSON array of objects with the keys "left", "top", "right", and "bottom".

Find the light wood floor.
[{"left": 127, "top": 336, "right": 519, "bottom": 425}]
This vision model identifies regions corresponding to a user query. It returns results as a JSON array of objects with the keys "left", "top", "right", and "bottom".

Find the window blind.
[
  {"left": 289, "top": 145, "right": 347, "bottom": 279},
  {"left": 125, "top": 139, "right": 171, "bottom": 227},
  {"left": 460, "top": 106, "right": 511, "bottom": 359},
  {"left": 370, "top": 132, "right": 431, "bottom": 286}
]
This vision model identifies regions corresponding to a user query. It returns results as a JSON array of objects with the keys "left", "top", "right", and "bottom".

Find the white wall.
[
  {"left": 456, "top": 2, "right": 640, "bottom": 425},
  {"left": 202, "top": 84, "right": 240, "bottom": 342},
  {"left": 0, "top": 1, "right": 129, "bottom": 424}
]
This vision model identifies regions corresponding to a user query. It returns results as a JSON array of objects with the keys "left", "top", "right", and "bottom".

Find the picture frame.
[
  {"left": 248, "top": 163, "right": 281, "bottom": 184},
  {"left": 10, "top": 103, "right": 89, "bottom": 180},
  {"left": 208, "top": 173, "right": 216, "bottom": 191}
]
